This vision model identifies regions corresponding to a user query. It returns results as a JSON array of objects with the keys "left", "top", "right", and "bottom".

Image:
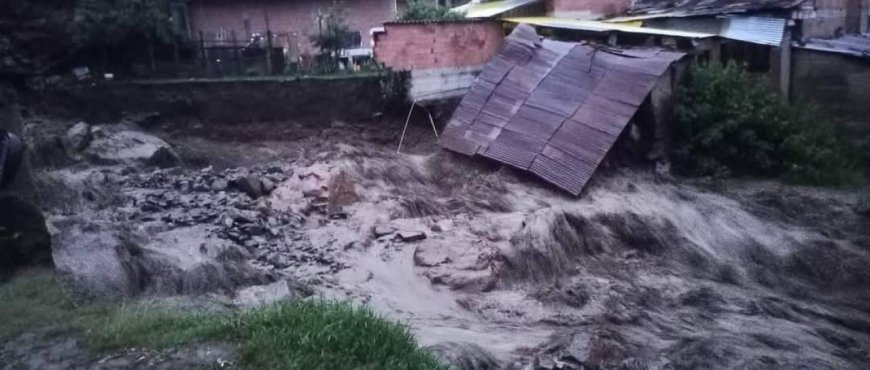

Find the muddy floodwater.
[{"left": 25, "top": 117, "right": 870, "bottom": 369}]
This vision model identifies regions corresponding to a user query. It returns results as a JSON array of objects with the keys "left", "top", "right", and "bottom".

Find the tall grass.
[{"left": 1, "top": 270, "right": 447, "bottom": 370}]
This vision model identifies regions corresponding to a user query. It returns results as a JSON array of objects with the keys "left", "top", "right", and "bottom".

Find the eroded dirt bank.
[{"left": 11, "top": 115, "right": 870, "bottom": 369}]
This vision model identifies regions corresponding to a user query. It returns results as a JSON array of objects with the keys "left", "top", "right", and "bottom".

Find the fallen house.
[{"left": 438, "top": 24, "right": 684, "bottom": 195}]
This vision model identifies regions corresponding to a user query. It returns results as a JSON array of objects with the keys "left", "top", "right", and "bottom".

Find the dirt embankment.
[{"left": 6, "top": 111, "right": 870, "bottom": 369}]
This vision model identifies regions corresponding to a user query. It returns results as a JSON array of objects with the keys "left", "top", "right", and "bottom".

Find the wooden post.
[
  {"left": 266, "top": 31, "right": 275, "bottom": 75},
  {"left": 779, "top": 27, "right": 792, "bottom": 100},
  {"left": 199, "top": 31, "right": 207, "bottom": 72},
  {"left": 264, "top": 12, "right": 273, "bottom": 74},
  {"left": 231, "top": 30, "right": 241, "bottom": 75},
  {"left": 710, "top": 38, "right": 722, "bottom": 65}
]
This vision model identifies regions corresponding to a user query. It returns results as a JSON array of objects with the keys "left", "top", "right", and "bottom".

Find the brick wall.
[
  {"left": 373, "top": 20, "right": 505, "bottom": 70},
  {"left": 545, "top": 0, "right": 632, "bottom": 19},
  {"left": 188, "top": 0, "right": 397, "bottom": 55}
]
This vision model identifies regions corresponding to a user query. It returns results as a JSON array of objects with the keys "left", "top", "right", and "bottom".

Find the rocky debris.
[
  {"left": 427, "top": 342, "right": 500, "bottom": 370},
  {"left": 234, "top": 175, "right": 264, "bottom": 198},
  {"left": 0, "top": 196, "right": 52, "bottom": 275},
  {"left": 526, "top": 330, "right": 630, "bottom": 370},
  {"left": 413, "top": 244, "right": 450, "bottom": 267},
  {"left": 232, "top": 279, "right": 312, "bottom": 308},
  {"left": 372, "top": 226, "right": 396, "bottom": 238},
  {"left": 233, "top": 175, "right": 280, "bottom": 199},
  {"left": 146, "top": 147, "right": 181, "bottom": 168},
  {"left": 64, "top": 122, "right": 91, "bottom": 152},
  {"left": 395, "top": 230, "right": 427, "bottom": 242},
  {"left": 83, "top": 126, "right": 176, "bottom": 166},
  {"left": 117, "top": 166, "right": 346, "bottom": 275}
]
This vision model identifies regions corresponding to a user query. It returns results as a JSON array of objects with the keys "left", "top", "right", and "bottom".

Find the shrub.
[
  {"left": 672, "top": 62, "right": 861, "bottom": 186},
  {"left": 397, "top": 0, "right": 465, "bottom": 22}
]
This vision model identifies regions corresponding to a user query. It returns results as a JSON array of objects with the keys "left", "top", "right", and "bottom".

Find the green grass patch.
[
  {"left": 0, "top": 270, "right": 447, "bottom": 370},
  {"left": 672, "top": 62, "right": 863, "bottom": 186}
]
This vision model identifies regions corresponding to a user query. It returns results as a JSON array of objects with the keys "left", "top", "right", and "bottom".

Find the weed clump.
[{"left": 672, "top": 62, "right": 861, "bottom": 186}]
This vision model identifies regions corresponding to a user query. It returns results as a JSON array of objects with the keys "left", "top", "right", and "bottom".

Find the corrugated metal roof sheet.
[
  {"left": 640, "top": 15, "right": 785, "bottom": 46},
  {"left": 798, "top": 34, "right": 870, "bottom": 58},
  {"left": 453, "top": 0, "right": 539, "bottom": 19},
  {"left": 438, "top": 24, "right": 684, "bottom": 195},
  {"left": 721, "top": 16, "right": 785, "bottom": 46},
  {"left": 610, "top": 0, "right": 805, "bottom": 22},
  {"left": 505, "top": 17, "right": 715, "bottom": 39}
]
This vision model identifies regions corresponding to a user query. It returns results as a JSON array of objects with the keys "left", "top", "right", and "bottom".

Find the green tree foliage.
[
  {"left": 672, "top": 62, "right": 862, "bottom": 186},
  {"left": 397, "top": 0, "right": 465, "bottom": 22},
  {"left": 310, "top": 1, "right": 351, "bottom": 72}
]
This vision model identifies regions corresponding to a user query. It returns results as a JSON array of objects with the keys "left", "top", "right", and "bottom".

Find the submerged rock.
[
  {"left": 64, "top": 122, "right": 91, "bottom": 152},
  {"left": 427, "top": 342, "right": 500, "bottom": 370}
]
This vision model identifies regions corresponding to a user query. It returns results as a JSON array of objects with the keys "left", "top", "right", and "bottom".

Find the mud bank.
[{"left": 19, "top": 115, "right": 870, "bottom": 369}]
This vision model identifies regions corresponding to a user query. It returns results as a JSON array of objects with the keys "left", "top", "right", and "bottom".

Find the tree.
[
  {"left": 397, "top": 0, "right": 465, "bottom": 22},
  {"left": 311, "top": 1, "right": 351, "bottom": 72},
  {"left": 75, "top": 0, "right": 182, "bottom": 72}
]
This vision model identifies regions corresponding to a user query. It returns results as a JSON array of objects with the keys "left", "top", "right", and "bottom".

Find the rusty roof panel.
[{"left": 438, "top": 24, "right": 684, "bottom": 195}]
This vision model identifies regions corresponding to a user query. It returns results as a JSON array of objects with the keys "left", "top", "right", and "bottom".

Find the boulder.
[
  {"left": 235, "top": 175, "right": 263, "bottom": 199},
  {"left": 260, "top": 178, "right": 276, "bottom": 194},
  {"left": 0, "top": 196, "right": 52, "bottom": 274},
  {"left": 146, "top": 147, "right": 181, "bottom": 168},
  {"left": 372, "top": 226, "right": 396, "bottom": 238},
  {"left": 64, "top": 122, "right": 91, "bottom": 152},
  {"left": 83, "top": 127, "right": 175, "bottom": 165},
  {"left": 395, "top": 230, "right": 427, "bottom": 243},
  {"left": 427, "top": 342, "right": 500, "bottom": 370}
]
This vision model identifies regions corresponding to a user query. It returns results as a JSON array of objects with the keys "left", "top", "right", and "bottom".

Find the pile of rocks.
[{"left": 118, "top": 166, "right": 346, "bottom": 273}]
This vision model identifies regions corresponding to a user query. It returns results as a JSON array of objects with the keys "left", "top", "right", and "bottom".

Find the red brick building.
[{"left": 187, "top": 0, "right": 400, "bottom": 57}]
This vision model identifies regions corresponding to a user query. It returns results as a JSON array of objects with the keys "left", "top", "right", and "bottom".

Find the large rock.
[
  {"left": 427, "top": 342, "right": 500, "bottom": 370},
  {"left": 234, "top": 175, "right": 263, "bottom": 199},
  {"left": 83, "top": 126, "right": 176, "bottom": 166},
  {"left": 50, "top": 219, "right": 272, "bottom": 297},
  {"left": 64, "top": 122, "right": 91, "bottom": 152},
  {"left": 0, "top": 196, "right": 52, "bottom": 274}
]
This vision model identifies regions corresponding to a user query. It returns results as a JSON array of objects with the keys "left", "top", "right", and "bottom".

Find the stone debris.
[
  {"left": 116, "top": 166, "right": 347, "bottom": 274},
  {"left": 372, "top": 226, "right": 396, "bottom": 238},
  {"left": 234, "top": 175, "right": 263, "bottom": 199},
  {"left": 395, "top": 230, "right": 427, "bottom": 243}
]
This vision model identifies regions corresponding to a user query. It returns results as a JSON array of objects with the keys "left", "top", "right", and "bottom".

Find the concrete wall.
[
  {"left": 792, "top": 49, "right": 870, "bottom": 120},
  {"left": 35, "top": 74, "right": 409, "bottom": 125},
  {"left": 373, "top": 20, "right": 504, "bottom": 100},
  {"left": 801, "top": 0, "right": 870, "bottom": 38},
  {"left": 188, "top": 0, "right": 397, "bottom": 54},
  {"left": 545, "top": 0, "right": 632, "bottom": 19}
]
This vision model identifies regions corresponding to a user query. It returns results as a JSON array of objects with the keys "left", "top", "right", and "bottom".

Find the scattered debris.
[
  {"left": 372, "top": 226, "right": 396, "bottom": 238},
  {"left": 395, "top": 230, "right": 427, "bottom": 243}
]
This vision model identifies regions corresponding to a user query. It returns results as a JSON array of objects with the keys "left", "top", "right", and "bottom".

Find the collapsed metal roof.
[{"left": 438, "top": 24, "right": 684, "bottom": 195}]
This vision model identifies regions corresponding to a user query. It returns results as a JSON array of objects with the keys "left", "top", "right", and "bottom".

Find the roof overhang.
[
  {"left": 504, "top": 17, "right": 716, "bottom": 39},
  {"left": 453, "top": 0, "right": 539, "bottom": 19}
]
